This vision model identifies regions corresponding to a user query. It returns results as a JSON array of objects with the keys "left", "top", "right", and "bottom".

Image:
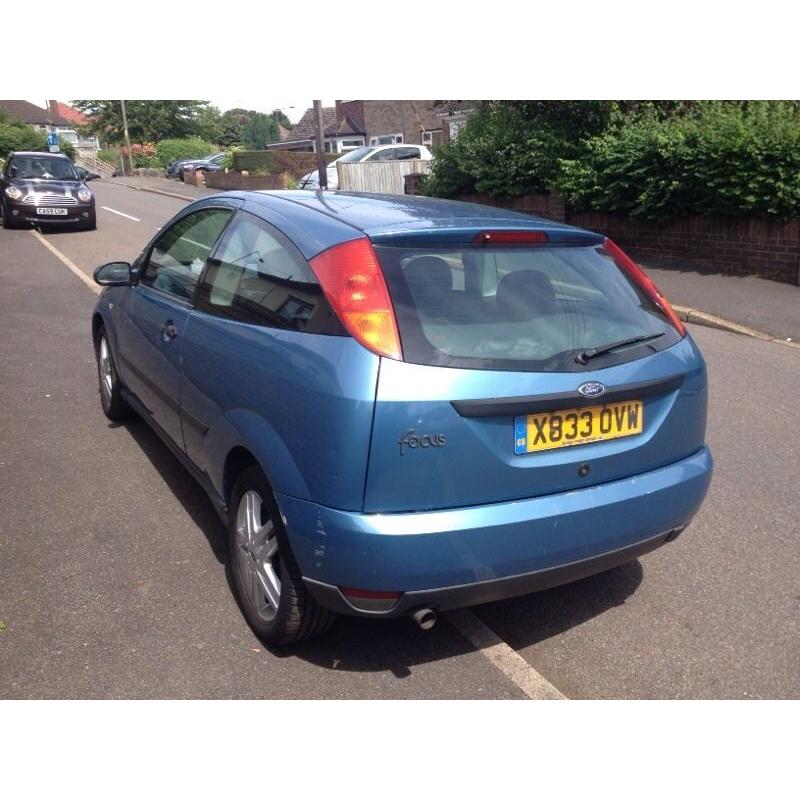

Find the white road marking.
[
  {"left": 29, "top": 230, "right": 99, "bottom": 295},
  {"left": 101, "top": 206, "right": 140, "bottom": 222},
  {"left": 446, "top": 608, "right": 567, "bottom": 700}
]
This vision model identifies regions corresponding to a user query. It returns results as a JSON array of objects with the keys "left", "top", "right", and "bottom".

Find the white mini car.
[{"left": 299, "top": 144, "right": 433, "bottom": 191}]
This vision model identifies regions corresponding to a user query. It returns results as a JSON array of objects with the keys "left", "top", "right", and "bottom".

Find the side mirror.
[
  {"left": 94, "top": 261, "right": 133, "bottom": 287},
  {"left": 86, "top": 172, "right": 100, "bottom": 181}
]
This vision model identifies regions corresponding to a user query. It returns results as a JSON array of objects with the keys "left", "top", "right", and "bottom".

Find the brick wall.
[
  {"left": 454, "top": 193, "right": 800, "bottom": 285},
  {"left": 567, "top": 211, "right": 800, "bottom": 285},
  {"left": 204, "top": 172, "right": 288, "bottom": 191}
]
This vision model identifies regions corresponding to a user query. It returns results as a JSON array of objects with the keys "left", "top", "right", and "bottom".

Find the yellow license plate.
[{"left": 514, "top": 400, "right": 643, "bottom": 454}]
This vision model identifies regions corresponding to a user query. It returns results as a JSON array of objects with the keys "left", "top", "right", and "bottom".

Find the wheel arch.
[
  {"left": 91, "top": 311, "right": 105, "bottom": 348},
  {"left": 223, "top": 446, "right": 262, "bottom": 506}
]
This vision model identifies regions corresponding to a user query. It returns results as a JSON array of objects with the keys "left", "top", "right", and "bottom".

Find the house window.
[
  {"left": 422, "top": 130, "right": 440, "bottom": 146},
  {"left": 369, "top": 133, "right": 403, "bottom": 145},
  {"left": 333, "top": 137, "right": 365, "bottom": 153}
]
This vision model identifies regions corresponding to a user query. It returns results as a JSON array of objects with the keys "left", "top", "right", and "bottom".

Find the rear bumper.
[
  {"left": 304, "top": 529, "right": 681, "bottom": 617},
  {"left": 278, "top": 446, "right": 712, "bottom": 617}
]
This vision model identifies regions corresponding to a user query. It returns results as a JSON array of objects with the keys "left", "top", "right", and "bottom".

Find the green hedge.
[
  {"left": 558, "top": 102, "right": 800, "bottom": 221},
  {"left": 155, "top": 137, "right": 217, "bottom": 168},
  {"left": 425, "top": 101, "right": 800, "bottom": 222}
]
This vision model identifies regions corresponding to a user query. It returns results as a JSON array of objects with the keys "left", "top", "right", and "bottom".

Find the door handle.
[{"left": 160, "top": 322, "right": 178, "bottom": 340}]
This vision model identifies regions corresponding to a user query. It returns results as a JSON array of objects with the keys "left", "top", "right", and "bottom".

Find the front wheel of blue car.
[
  {"left": 95, "top": 326, "right": 131, "bottom": 422},
  {"left": 228, "top": 465, "right": 336, "bottom": 645}
]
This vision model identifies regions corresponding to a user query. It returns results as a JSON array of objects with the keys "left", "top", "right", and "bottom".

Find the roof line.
[{"left": 251, "top": 191, "right": 368, "bottom": 235}]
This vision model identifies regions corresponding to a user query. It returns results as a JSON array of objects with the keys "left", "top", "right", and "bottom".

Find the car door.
[{"left": 116, "top": 206, "right": 233, "bottom": 449}]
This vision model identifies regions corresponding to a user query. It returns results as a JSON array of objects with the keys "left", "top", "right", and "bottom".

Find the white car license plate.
[{"left": 36, "top": 208, "right": 68, "bottom": 216}]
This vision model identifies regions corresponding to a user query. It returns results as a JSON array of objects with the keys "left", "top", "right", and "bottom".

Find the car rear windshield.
[{"left": 374, "top": 243, "right": 682, "bottom": 372}]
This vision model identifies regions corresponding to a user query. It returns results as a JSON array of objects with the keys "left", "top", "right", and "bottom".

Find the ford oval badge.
[{"left": 578, "top": 381, "right": 606, "bottom": 398}]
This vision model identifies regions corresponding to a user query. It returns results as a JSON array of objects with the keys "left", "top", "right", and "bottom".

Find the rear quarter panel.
[{"left": 179, "top": 311, "right": 380, "bottom": 511}]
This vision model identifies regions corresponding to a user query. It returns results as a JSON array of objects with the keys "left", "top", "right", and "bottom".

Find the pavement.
[
  {"left": 643, "top": 259, "right": 800, "bottom": 343},
  {"left": 108, "top": 175, "right": 217, "bottom": 201},
  {"left": 1, "top": 179, "right": 798, "bottom": 699}
]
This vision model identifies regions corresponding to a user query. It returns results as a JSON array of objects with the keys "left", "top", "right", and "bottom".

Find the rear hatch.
[{"left": 363, "top": 231, "right": 707, "bottom": 513}]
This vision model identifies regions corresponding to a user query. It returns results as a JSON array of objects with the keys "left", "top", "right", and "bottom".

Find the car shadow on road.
[
  {"left": 116, "top": 413, "right": 644, "bottom": 680},
  {"left": 117, "top": 416, "right": 228, "bottom": 564},
  {"left": 286, "top": 561, "right": 643, "bottom": 679}
]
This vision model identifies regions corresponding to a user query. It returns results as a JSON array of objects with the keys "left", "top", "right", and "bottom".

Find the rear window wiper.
[{"left": 576, "top": 332, "right": 665, "bottom": 365}]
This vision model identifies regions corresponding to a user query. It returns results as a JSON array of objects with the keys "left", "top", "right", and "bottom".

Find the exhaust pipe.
[{"left": 411, "top": 607, "right": 437, "bottom": 631}]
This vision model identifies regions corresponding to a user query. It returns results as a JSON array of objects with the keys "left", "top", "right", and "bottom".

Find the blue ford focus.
[{"left": 91, "top": 191, "right": 712, "bottom": 644}]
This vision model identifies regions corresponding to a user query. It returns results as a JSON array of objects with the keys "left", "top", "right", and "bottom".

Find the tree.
[
  {"left": 270, "top": 108, "right": 292, "bottom": 129},
  {"left": 0, "top": 113, "right": 46, "bottom": 158},
  {"left": 219, "top": 108, "right": 281, "bottom": 149},
  {"left": 72, "top": 100, "right": 216, "bottom": 144},
  {"left": 193, "top": 104, "right": 225, "bottom": 144}
]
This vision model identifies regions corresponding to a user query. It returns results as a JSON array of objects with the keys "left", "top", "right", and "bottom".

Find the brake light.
[
  {"left": 340, "top": 586, "right": 402, "bottom": 612},
  {"left": 309, "top": 238, "right": 403, "bottom": 360},
  {"left": 473, "top": 230, "right": 549, "bottom": 245},
  {"left": 604, "top": 238, "right": 686, "bottom": 336}
]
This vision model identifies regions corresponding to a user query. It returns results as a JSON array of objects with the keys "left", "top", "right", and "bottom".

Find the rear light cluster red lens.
[
  {"left": 604, "top": 238, "right": 687, "bottom": 336},
  {"left": 473, "top": 230, "right": 549, "bottom": 245},
  {"left": 309, "top": 238, "right": 403, "bottom": 360},
  {"left": 340, "top": 588, "right": 401, "bottom": 601},
  {"left": 340, "top": 586, "right": 402, "bottom": 612}
]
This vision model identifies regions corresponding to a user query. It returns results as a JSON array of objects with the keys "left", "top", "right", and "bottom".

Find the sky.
[
  {"left": 27, "top": 100, "right": 333, "bottom": 125},
  {"left": 208, "top": 100, "right": 334, "bottom": 123}
]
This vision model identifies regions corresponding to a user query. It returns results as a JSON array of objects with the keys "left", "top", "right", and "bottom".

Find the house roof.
[
  {"left": 332, "top": 112, "right": 365, "bottom": 137},
  {"left": 289, "top": 106, "right": 338, "bottom": 142},
  {"left": 434, "top": 100, "right": 478, "bottom": 117},
  {"left": 0, "top": 99, "right": 71, "bottom": 126},
  {"left": 47, "top": 101, "right": 90, "bottom": 127}
]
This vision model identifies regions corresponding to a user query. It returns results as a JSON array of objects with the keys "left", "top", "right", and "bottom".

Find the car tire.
[
  {"left": 95, "top": 326, "right": 131, "bottom": 422},
  {"left": 228, "top": 465, "right": 336, "bottom": 645},
  {"left": 82, "top": 211, "right": 97, "bottom": 231}
]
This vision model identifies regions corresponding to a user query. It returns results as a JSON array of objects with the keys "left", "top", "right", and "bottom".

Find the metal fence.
[{"left": 337, "top": 159, "right": 432, "bottom": 194}]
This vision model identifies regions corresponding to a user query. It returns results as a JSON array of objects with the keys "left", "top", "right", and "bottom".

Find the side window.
[
  {"left": 366, "top": 148, "right": 397, "bottom": 162},
  {"left": 195, "top": 212, "right": 345, "bottom": 335},
  {"left": 394, "top": 147, "right": 421, "bottom": 160},
  {"left": 140, "top": 208, "right": 232, "bottom": 301}
]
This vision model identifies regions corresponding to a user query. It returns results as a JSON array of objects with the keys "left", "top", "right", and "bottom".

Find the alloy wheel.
[
  {"left": 235, "top": 490, "right": 281, "bottom": 622},
  {"left": 99, "top": 336, "right": 114, "bottom": 398}
]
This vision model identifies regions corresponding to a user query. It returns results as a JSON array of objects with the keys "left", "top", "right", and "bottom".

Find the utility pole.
[
  {"left": 119, "top": 100, "right": 134, "bottom": 175},
  {"left": 313, "top": 100, "right": 327, "bottom": 190}
]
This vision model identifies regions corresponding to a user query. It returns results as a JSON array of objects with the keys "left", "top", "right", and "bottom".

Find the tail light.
[
  {"left": 604, "top": 238, "right": 686, "bottom": 336},
  {"left": 340, "top": 586, "right": 402, "bottom": 612},
  {"left": 309, "top": 238, "right": 403, "bottom": 360}
]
